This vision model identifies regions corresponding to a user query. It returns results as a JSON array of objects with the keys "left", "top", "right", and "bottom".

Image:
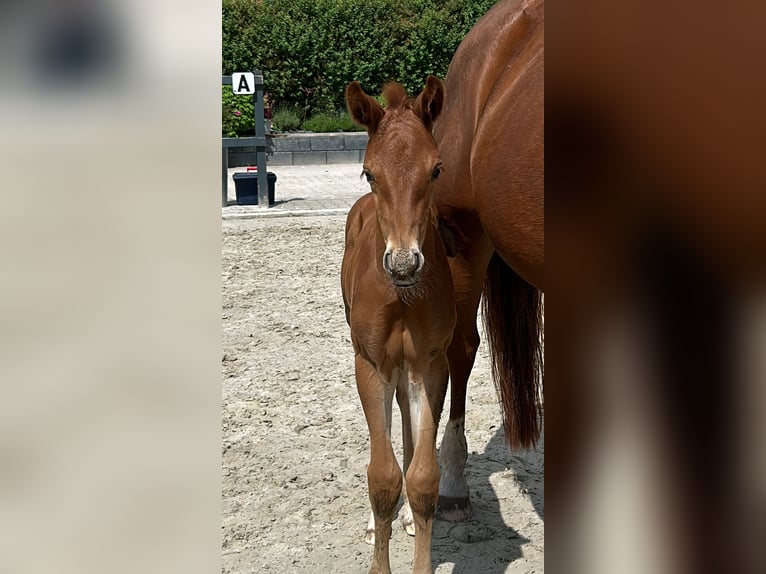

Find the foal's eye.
[
  {"left": 362, "top": 168, "right": 375, "bottom": 184},
  {"left": 431, "top": 164, "right": 443, "bottom": 180}
]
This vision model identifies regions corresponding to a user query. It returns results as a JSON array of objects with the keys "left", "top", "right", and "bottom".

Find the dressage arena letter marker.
[{"left": 232, "top": 72, "right": 255, "bottom": 95}]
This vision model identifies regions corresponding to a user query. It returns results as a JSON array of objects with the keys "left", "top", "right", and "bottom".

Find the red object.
[{"left": 246, "top": 166, "right": 258, "bottom": 172}]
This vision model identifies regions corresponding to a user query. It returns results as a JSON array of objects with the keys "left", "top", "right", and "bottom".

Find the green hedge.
[
  {"left": 301, "top": 111, "right": 364, "bottom": 133},
  {"left": 222, "top": 87, "right": 255, "bottom": 137},
  {"left": 223, "top": 0, "right": 497, "bottom": 122}
]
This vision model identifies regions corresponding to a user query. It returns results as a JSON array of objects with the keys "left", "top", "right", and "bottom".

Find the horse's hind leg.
[
  {"left": 355, "top": 356, "right": 401, "bottom": 574},
  {"left": 437, "top": 235, "right": 491, "bottom": 522},
  {"left": 439, "top": 298, "right": 481, "bottom": 522}
]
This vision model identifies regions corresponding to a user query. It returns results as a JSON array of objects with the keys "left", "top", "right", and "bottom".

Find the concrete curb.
[{"left": 222, "top": 207, "right": 351, "bottom": 220}]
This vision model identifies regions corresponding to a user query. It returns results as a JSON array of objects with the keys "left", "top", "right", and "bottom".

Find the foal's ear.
[
  {"left": 413, "top": 75, "right": 444, "bottom": 132},
  {"left": 346, "top": 81, "right": 384, "bottom": 134}
]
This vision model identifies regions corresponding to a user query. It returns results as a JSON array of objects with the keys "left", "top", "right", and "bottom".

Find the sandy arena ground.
[{"left": 222, "top": 214, "right": 544, "bottom": 573}]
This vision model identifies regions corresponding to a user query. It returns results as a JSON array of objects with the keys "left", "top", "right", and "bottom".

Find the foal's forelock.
[{"left": 382, "top": 82, "right": 411, "bottom": 111}]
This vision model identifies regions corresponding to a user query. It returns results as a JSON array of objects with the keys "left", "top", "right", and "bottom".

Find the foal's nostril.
[
  {"left": 383, "top": 251, "right": 393, "bottom": 273},
  {"left": 415, "top": 251, "right": 426, "bottom": 273}
]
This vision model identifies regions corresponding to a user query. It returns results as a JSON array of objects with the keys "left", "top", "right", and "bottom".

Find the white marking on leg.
[
  {"left": 401, "top": 369, "right": 428, "bottom": 537},
  {"left": 439, "top": 416, "right": 469, "bottom": 499},
  {"left": 382, "top": 367, "right": 398, "bottom": 441},
  {"left": 365, "top": 510, "right": 375, "bottom": 545},
  {"left": 396, "top": 367, "right": 417, "bottom": 537},
  {"left": 407, "top": 370, "right": 425, "bottom": 449}
]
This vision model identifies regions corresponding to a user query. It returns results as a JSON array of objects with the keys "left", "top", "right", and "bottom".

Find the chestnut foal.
[{"left": 341, "top": 77, "right": 455, "bottom": 574}]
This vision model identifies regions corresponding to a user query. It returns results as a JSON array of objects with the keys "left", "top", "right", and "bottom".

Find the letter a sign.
[{"left": 232, "top": 72, "right": 256, "bottom": 95}]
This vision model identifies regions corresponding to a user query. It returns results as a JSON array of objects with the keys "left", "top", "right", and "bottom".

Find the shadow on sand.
[{"left": 430, "top": 426, "right": 544, "bottom": 573}]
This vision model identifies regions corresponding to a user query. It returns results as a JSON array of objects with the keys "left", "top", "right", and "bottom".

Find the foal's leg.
[
  {"left": 396, "top": 373, "right": 416, "bottom": 537},
  {"left": 356, "top": 356, "right": 401, "bottom": 574},
  {"left": 406, "top": 358, "right": 449, "bottom": 574}
]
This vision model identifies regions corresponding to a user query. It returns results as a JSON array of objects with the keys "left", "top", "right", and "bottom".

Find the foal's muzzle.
[{"left": 383, "top": 248, "right": 424, "bottom": 287}]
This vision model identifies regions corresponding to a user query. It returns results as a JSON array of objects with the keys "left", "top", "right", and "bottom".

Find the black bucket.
[{"left": 233, "top": 171, "right": 277, "bottom": 205}]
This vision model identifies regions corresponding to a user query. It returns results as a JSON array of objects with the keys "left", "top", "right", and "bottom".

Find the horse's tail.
[{"left": 482, "top": 253, "right": 543, "bottom": 450}]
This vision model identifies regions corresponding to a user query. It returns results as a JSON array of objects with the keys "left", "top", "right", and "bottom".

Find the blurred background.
[
  {"left": 546, "top": 1, "right": 766, "bottom": 572},
  {"left": 0, "top": 0, "right": 765, "bottom": 572},
  {"left": 0, "top": 1, "right": 221, "bottom": 573}
]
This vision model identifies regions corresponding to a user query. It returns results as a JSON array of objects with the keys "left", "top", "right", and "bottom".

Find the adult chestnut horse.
[
  {"left": 342, "top": 77, "right": 454, "bottom": 574},
  {"left": 434, "top": 0, "right": 544, "bottom": 521}
]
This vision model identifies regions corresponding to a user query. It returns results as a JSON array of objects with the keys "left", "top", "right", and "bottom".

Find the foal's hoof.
[
  {"left": 399, "top": 501, "right": 416, "bottom": 537},
  {"left": 400, "top": 513, "right": 416, "bottom": 537},
  {"left": 437, "top": 495, "right": 473, "bottom": 522}
]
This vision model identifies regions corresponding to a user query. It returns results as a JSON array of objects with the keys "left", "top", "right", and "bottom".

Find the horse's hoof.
[
  {"left": 437, "top": 495, "right": 473, "bottom": 522},
  {"left": 400, "top": 501, "right": 416, "bottom": 536},
  {"left": 401, "top": 515, "right": 416, "bottom": 537}
]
